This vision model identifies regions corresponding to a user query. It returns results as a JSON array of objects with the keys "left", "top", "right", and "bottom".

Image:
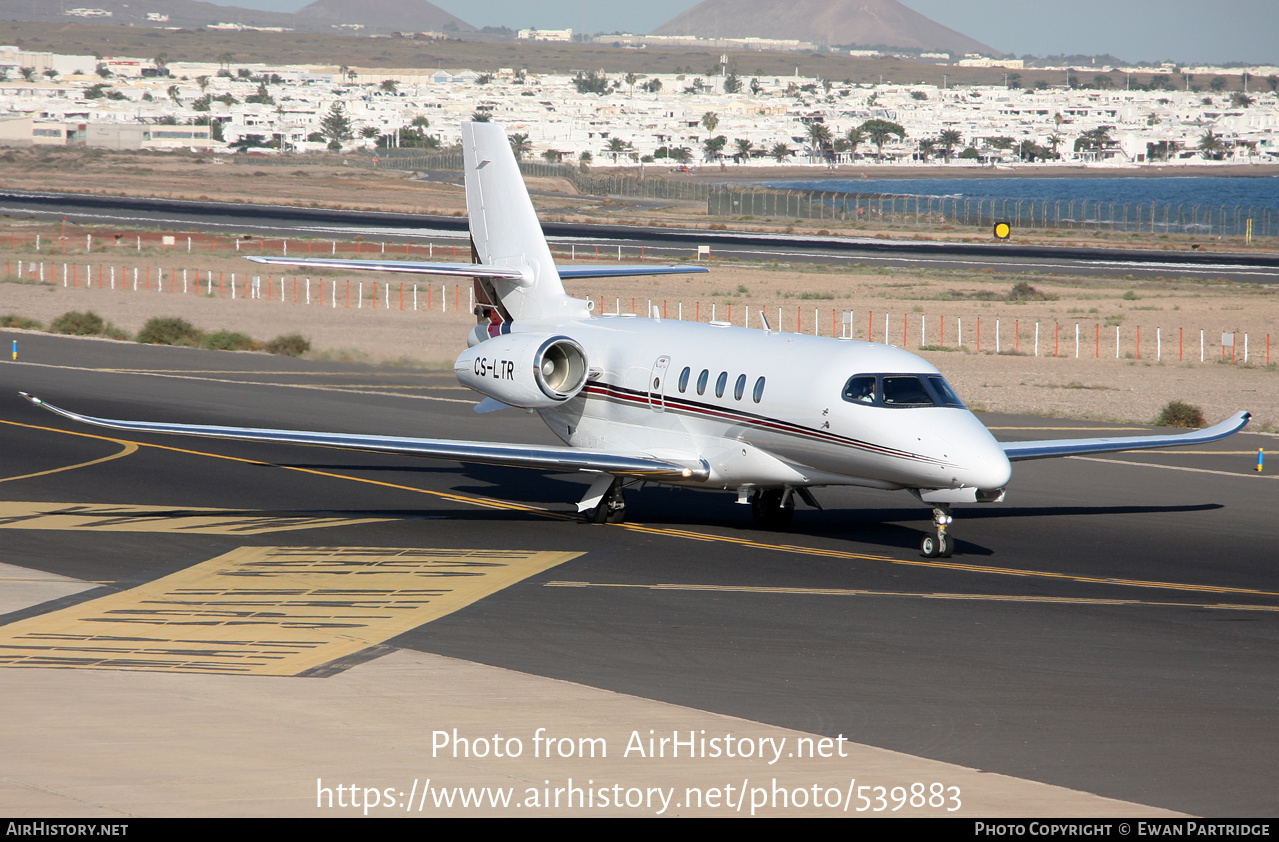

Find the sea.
[{"left": 759, "top": 175, "right": 1279, "bottom": 215}]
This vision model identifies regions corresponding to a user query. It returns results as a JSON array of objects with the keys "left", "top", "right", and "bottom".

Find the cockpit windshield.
[
  {"left": 882, "top": 375, "right": 934, "bottom": 406},
  {"left": 840, "top": 374, "right": 966, "bottom": 409}
]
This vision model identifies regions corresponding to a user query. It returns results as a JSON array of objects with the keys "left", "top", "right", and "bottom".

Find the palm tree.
[
  {"left": 939, "top": 129, "right": 962, "bottom": 163},
  {"left": 859, "top": 119, "right": 906, "bottom": 161},
  {"left": 703, "top": 135, "right": 727, "bottom": 162},
  {"left": 768, "top": 142, "right": 793, "bottom": 163},
  {"left": 733, "top": 138, "right": 754, "bottom": 163},
  {"left": 917, "top": 138, "right": 936, "bottom": 162},
  {"left": 1076, "top": 126, "right": 1114, "bottom": 157},
  {"left": 701, "top": 112, "right": 718, "bottom": 134},
  {"left": 167, "top": 84, "right": 181, "bottom": 104},
  {"left": 605, "top": 137, "right": 631, "bottom": 162},
  {"left": 843, "top": 127, "right": 865, "bottom": 161},
  {"left": 509, "top": 132, "right": 532, "bottom": 161},
  {"left": 805, "top": 121, "right": 832, "bottom": 162},
  {"left": 669, "top": 146, "right": 693, "bottom": 164},
  {"left": 1198, "top": 130, "right": 1224, "bottom": 160}
]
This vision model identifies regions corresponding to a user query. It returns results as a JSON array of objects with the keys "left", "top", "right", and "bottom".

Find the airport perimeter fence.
[
  {"left": 7, "top": 253, "right": 1271, "bottom": 368},
  {"left": 247, "top": 151, "right": 1277, "bottom": 239},
  {"left": 706, "top": 186, "right": 1279, "bottom": 240}
]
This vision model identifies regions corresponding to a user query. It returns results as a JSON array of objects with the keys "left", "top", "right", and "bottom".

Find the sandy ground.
[
  {"left": 0, "top": 156, "right": 1274, "bottom": 431},
  {"left": 2, "top": 255, "right": 1275, "bottom": 431}
]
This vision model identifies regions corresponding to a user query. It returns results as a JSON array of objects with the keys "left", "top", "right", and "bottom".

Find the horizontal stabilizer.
[
  {"left": 246, "top": 256, "right": 707, "bottom": 282},
  {"left": 20, "top": 393, "right": 709, "bottom": 481},
  {"left": 1001, "top": 411, "right": 1251, "bottom": 461},
  {"left": 245, "top": 255, "right": 525, "bottom": 280},
  {"left": 557, "top": 265, "right": 709, "bottom": 280}
]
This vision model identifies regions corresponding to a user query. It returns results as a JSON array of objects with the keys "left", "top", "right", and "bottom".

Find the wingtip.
[{"left": 18, "top": 391, "right": 40, "bottom": 406}]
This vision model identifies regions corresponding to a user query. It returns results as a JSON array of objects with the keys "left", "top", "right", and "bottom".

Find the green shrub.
[
  {"left": 264, "top": 333, "right": 310, "bottom": 357},
  {"left": 50, "top": 310, "right": 104, "bottom": 336},
  {"left": 137, "top": 317, "right": 202, "bottom": 346},
  {"left": 1154, "top": 400, "right": 1206, "bottom": 428},
  {"left": 0, "top": 314, "right": 42, "bottom": 329},
  {"left": 103, "top": 323, "right": 130, "bottom": 341},
  {"left": 200, "top": 330, "right": 259, "bottom": 351}
]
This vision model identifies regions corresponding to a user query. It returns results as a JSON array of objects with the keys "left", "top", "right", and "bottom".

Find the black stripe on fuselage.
[{"left": 581, "top": 382, "right": 952, "bottom": 468}]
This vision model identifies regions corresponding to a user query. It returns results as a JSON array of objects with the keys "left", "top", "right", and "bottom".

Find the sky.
[{"left": 208, "top": 0, "right": 1279, "bottom": 66}]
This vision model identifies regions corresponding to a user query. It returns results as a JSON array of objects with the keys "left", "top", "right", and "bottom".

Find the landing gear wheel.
[
  {"left": 921, "top": 532, "right": 953, "bottom": 558},
  {"left": 587, "top": 482, "right": 626, "bottom": 524},
  {"left": 751, "top": 488, "right": 794, "bottom": 529}
]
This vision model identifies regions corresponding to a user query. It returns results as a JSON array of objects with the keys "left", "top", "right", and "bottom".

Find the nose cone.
[
  {"left": 966, "top": 434, "right": 1012, "bottom": 491},
  {"left": 947, "top": 412, "right": 1012, "bottom": 491}
]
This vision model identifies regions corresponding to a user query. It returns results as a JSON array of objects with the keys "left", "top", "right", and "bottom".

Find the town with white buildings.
[{"left": 0, "top": 42, "right": 1276, "bottom": 168}]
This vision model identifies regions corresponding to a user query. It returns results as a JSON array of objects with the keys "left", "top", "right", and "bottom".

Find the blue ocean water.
[{"left": 760, "top": 176, "right": 1279, "bottom": 213}]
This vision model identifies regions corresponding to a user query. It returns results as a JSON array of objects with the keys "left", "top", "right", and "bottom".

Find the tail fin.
[{"left": 463, "top": 122, "right": 582, "bottom": 322}]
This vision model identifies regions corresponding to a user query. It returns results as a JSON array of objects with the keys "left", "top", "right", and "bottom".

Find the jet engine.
[{"left": 454, "top": 334, "right": 589, "bottom": 409}]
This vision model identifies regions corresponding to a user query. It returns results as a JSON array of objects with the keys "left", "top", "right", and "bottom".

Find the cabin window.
[
  {"left": 752, "top": 376, "right": 765, "bottom": 403},
  {"left": 733, "top": 374, "right": 747, "bottom": 400},
  {"left": 715, "top": 371, "right": 728, "bottom": 398},
  {"left": 881, "top": 375, "right": 936, "bottom": 406},
  {"left": 678, "top": 366, "right": 690, "bottom": 393},
  {"left": 696, "top": 369, "right": 709, "bottom": 396}
]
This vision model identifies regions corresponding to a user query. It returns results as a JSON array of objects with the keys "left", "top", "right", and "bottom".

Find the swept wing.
[
  {"left": 1000, "top": 412, "right": 1251, "bottom": 461},
  {"left": 19, "top": 393, "right": 708, "bottom": 480}
]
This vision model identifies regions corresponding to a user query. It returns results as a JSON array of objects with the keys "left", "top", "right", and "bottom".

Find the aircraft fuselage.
[{"left": 517, "top": 314, "right": 1014, "bottom": 496}]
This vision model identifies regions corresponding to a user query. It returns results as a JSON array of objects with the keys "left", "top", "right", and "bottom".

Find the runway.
[
  {"left": 2, "top": 188, "right": 1277, "bottom": 283},
  {"left": 1, "top": 335, "right": 1275, "bottom": 816}
]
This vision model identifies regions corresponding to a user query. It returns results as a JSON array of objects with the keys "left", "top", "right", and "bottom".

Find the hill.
[
  {"left": 295, "top": 0, "right": 475, "bottom": 34},
  {"left": 652, "top": 0, "right": 993, "bottom": 55},
  {"left": 0, "top": 0, "right": 473, "bottom": 35}
]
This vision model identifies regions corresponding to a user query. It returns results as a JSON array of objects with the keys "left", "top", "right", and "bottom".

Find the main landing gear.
[
  {"left": 582, "top": 477, "right": 627, "bottom": 524},
  {"left": 750, "top": 488, "right": 794, "bottom": 529},
  {"left": 921, "top": 504, "right": 953, "bottom": 558}
]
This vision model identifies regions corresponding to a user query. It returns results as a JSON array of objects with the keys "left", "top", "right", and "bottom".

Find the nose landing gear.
[{"left": 921, "top": 504, "right": 953, "bottom": 558}]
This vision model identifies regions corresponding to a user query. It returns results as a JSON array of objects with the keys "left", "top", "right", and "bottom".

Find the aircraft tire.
[{"left": 751, "top": 488, "right": 794, "bottom": 529}]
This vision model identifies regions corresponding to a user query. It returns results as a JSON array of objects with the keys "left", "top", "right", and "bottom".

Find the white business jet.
[{"left": 22, "top": 122, "right": 1250, "bottom": 558}]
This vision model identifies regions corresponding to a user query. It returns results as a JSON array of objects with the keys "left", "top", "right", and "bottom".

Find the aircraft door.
[{"left": 648, "top": 355, "right": 671, "bottom": 412}]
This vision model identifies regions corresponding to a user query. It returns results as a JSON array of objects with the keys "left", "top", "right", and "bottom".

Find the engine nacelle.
[{"left": 454, "top": 334, "right": 589, "bottom": 409}]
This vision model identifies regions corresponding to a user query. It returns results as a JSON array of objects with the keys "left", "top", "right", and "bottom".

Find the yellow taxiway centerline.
[{"left": 5, "top": 419, "right": 1274, "bottom": 600}]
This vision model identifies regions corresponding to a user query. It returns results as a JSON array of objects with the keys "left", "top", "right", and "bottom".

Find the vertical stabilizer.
[{"left": 463, "top": 122, "right": 582, "bottom": 322}]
